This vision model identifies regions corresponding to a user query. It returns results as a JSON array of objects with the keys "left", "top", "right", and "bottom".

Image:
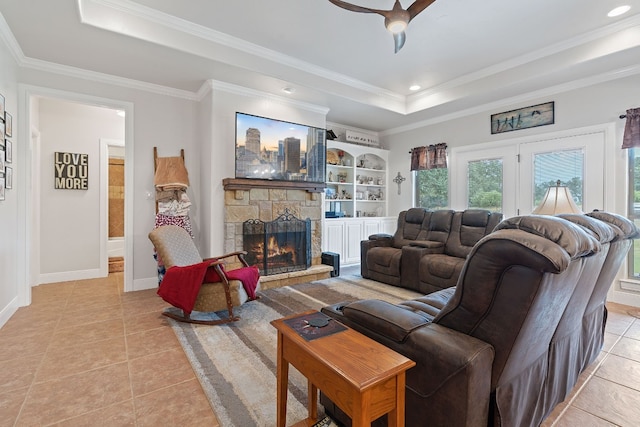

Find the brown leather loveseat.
[
  {"left": 322, "top": 212, "right": 638, "bottom": 427},
  {"left": 361, "top": 208, "right": 503, "bottom": 293}
]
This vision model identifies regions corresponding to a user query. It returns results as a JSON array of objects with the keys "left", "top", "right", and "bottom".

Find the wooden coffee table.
[{"left": 271, "top": 310, "right": 415, "bottom": 427}]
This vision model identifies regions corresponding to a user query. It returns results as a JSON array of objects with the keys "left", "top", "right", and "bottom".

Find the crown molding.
[
  {"left": 1, "top": 9, "right": 199, "bottom": 100},
  {"left": 205, "top": 80, "right": 330, "bottom": 115},
  {"left": 381, "top": 63, "right": 640, "bottom": 137},
  {"left": 22, "top": 56, "right": 200, "bottom": 100},
  {"left": 0, "top": 11, "right": 25, "bottom": 64}
]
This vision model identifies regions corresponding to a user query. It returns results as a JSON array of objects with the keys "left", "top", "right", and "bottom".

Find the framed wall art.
[
  {"left": 0, "top": 93, "right": 4, "bottom": 121},
  {"left": 5, "top": 166, "right": 12, "bottom": 189},
  {"left": 5, "top": 112, "right": 11, "bottom": 137},
  {"left": 54, "top": 151, "right": 89, "bottom": 189},
  {"left": 5, "top": 140, "right": 11, "bottom": 163},
  {"left": 491, "top": 101, "right": 555, "bottom": 134},
  {"left": 0, "top": 177, "right": 5, "bottom": 200}
]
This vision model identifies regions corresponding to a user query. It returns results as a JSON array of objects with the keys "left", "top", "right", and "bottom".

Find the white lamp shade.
[{"left": 532, "top": 184, "right": 583, "bottom": 215}]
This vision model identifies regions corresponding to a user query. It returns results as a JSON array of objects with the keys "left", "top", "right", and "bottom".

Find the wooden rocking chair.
[{"left": 149, "top": 225, "right": 260, "bottom": 325}]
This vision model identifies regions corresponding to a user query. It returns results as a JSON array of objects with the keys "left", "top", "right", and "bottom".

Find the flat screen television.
[{"left": 235, "top": 112, "right": 326, "bottom": 183}]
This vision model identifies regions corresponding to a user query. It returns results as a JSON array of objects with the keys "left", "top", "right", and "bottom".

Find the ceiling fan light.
[
  {"left": 385, "top": 9, "right": 410, "bottom": 34},
  {"left": 386, "top": 19, "right": 407, "bottom": 33}
]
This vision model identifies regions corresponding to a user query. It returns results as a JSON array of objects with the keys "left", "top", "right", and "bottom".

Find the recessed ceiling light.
[
  {"left": 608, "top": 5, "right": 631, "bottom": 17},
  {"left": 409, "top": 85, "right": 421, "bottom": 91},
  {"left": 282, "top": 87, "right": 295, "bottom": 94}
]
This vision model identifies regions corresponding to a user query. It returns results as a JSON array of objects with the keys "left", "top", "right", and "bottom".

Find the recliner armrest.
[
  {"left": 400, "top": 243, "right": 445, "bottom": 289},
  {"left": 341, "top": 299, "right": 430, "bottom": 342},
  {"left": 408, "top": 240, "right": 445, "bottom": 252},
  {"left": 368, "top": 233, "right": 393, "bottom": 241}
]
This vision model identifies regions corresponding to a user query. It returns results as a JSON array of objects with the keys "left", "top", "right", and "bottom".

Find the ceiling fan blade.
[
  {"left": 327, "top": 0, "right": 387, "bottom": 15},
  {"left": 393, "top": 31, "right": 406, "bottom": 53},
  {"left": 407, "top": 0, "right": 436, "bottom": 20}
]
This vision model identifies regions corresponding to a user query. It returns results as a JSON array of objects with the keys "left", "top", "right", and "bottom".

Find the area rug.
[{"left": 168, "top": 273, "right": 421, "bottom": 427}]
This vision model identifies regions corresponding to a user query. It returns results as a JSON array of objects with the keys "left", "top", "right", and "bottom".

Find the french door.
[
  {"left": 451, "top": 128, "right": 607, "bottom": 218},
  {"left": 518, "top": 131, "right": 605, "bottom": 214}
]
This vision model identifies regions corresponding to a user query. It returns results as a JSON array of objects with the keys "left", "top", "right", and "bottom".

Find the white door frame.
[
  {"left": 450, "top": 123, "right": 616, "bottom": 219},
  {"left": 18, "top": 84, "right": 135, "bottom": 306}
]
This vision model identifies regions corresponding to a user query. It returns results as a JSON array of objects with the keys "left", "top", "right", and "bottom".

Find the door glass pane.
[
  {"left": 415, "top": 169, "right": 448, "bottom": 209},
  {"left": 467, "top": 159, "right": 503, "bottom": 211},
  {"left": 533, "top": 149, "right": 583, "bottom": 210}
]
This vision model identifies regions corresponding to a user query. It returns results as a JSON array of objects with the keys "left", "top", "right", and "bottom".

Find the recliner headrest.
[
  {"left": 405, "top": 208, "right": 427, "bottom": 224},
  {"left": 462, "top": 209, "right": 491, "bottom": 227},
  {"left": 586, "top": 210, "right": 640, "bottom": 240},
  {"left": 494, "top": 215, "right": 601, "bottom": 258},
  {"left": 557, "top": 213, "right": 618, "bottom": 244}
]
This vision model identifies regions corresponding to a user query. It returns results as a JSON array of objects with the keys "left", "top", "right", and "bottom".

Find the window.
[
  {"left": 532, "top": 149, "right": 583, "bottom": 210},
  {"left": 467, "top": 159, "right": 503, "bottom": 211},
  {"left": 415, "top": 168, "right": 448, "bottom": 210},
  {"left": 628, "top": 149, "right": 640, "bottom": 278}
]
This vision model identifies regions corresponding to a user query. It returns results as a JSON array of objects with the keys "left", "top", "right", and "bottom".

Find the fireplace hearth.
[{"left": 243, "top": 208, "right": 311, "bottom": 276}]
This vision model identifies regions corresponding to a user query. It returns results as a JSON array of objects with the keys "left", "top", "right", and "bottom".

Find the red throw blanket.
[{"left": 157, "top": 260, "right": 260, "bottom": 315}]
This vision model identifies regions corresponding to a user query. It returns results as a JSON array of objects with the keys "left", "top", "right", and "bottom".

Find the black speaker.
[{"left": 321, "top": 252, "right": 340, "bottom": 277}]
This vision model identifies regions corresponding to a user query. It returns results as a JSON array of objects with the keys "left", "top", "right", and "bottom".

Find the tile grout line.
[{"left": 550, "top": 317, "right": 634, "bottom": 426}]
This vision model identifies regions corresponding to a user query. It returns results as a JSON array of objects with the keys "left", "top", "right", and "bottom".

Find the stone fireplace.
[
  {"left": 223, "top": 178, "right": 332, "bottom": 289},
  {"left": 243, "top": 209, "right": 311, "bottom": 275}
]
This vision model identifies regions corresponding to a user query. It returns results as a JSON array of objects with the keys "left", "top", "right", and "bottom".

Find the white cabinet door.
[
  {"left": 324, "top": 220, "right": 345, "bottom": 256},
  {"left": 380, "top": 217, "right": 397, "bottom": 235},
  {"left": 344, "top": 221, "right": 363, "bottom": 265},
  {"left": 363, "top": 220, "right": 380, "bottom": 240}
]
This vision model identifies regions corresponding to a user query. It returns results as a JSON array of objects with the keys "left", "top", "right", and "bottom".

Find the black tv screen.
[{"left": 235, "top": 112, "right": 326, "bottom": 183}]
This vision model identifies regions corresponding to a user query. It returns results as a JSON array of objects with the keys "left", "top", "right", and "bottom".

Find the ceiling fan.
[{"left": 327, "top": 0, "right": 436, "bottom": 53}]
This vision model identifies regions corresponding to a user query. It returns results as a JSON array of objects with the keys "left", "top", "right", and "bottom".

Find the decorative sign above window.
[
  {"left": 54, "top": 152, "right": 89, "bottom": 190},
  {"left": 491, "top": 101, "right": 555, "bottom": 134}
]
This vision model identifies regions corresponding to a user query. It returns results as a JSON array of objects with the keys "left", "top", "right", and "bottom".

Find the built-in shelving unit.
[
  {"left": 325, "top": 140, "right": 388, "bottom": 218},
  {"left": 323, "top": 140, "right": 395, "bottom": 265}
]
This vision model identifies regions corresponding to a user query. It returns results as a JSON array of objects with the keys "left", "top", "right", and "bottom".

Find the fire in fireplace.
[{"left": 243, "top": 208, "right": 311, "bottom": 275}]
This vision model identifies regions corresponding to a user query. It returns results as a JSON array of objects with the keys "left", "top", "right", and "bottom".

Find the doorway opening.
[{"left": 21, "top": 86, "right": 133, "bottom": 306}]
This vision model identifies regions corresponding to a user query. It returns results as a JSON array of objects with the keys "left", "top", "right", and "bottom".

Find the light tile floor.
[
  {"left": 1, "top": 271, "right": 639, "bottom": 426},
  {"left": 0, "top": 273, "right": 219, "bottom": 426}
]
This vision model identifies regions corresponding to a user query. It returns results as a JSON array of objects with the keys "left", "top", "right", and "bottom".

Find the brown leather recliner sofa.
[
  {"left": 322, "top": 212, "right": 638, "bottom": 427},
  {"left": 361, "top": 208, "right": 503, "bottom": 293}
]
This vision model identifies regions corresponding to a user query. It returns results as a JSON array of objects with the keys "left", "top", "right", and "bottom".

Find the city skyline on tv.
[
  {"left": 236, "top": 113, "right": 312, "bottom": 152},
  {"left": 234, "top": 112, "right": 326, "bottom": 183}
]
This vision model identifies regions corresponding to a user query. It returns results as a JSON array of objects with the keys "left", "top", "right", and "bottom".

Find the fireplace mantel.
[{"left": 223, "top": 178, "right": 325, "bottom": 193}]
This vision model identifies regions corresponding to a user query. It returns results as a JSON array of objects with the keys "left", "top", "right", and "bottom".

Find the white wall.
[
  {"left": 0, "top": 28, "right": 20, "bottom": 326},
  {"left": 383, "top": 74, "right": 640, "bottom": 218},
  {"left": 38, "top": 98, "right": 124, "bottom": 278}
]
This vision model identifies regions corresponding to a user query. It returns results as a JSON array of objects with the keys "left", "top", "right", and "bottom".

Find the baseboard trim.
[
  {"left": 39, "top": 268, "right": 106, "bottom": 284},
  {"left": 133, "top": 277, "right": 159, "bottom": 292},
  {"left": 608, "top": 288, "right": 640, "bottom": 308},
  {"left": 0, "top": 296, "right": 19, "bottom": 329}
]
